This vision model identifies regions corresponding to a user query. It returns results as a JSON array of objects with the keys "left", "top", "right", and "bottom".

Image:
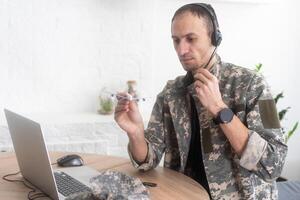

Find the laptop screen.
[{"left": 4, "top": 109, "right": 60, "bottom": 200}]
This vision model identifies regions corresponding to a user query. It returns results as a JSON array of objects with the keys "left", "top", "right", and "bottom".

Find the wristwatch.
[{"left": 213, "top": 108, "right": 234, "bottom": 124}]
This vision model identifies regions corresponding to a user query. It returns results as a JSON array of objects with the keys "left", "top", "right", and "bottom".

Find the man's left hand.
[{"left": 193, "top": 68, "right": 227, "bottom": 117}]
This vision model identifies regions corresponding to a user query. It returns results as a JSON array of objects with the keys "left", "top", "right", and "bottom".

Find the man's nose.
[{"left": 177, "top": 41, "right": 190, "bottom": 56}]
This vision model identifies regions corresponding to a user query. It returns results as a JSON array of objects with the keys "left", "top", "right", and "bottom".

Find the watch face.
[{"left": 220, "top": 108, "right": 234, "bottom": 123}]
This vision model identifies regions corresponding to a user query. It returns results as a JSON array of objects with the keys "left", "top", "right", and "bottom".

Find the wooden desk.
[{"left": 0, "top": 152, "right": 209, "bottom": 200}]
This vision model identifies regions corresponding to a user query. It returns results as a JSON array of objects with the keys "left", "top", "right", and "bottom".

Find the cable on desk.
[
  {"left": 1, "top": 161, "right": 58, "bottom": 200},
  {"left": 2, "top": 171, "right": 49, "bottom": 199}
]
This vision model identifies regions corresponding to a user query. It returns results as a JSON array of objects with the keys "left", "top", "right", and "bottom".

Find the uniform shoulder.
[
  {"left": 222, "top": 62, "right": 269, "bottom": 99},
  {"left": 157, "top": 75, "right": 186, "bottom": 97},
  {"left": 223, "top": 62, "right": 263, "bottom": 81}
]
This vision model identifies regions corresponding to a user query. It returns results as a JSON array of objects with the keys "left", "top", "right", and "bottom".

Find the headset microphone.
[{"left": 204, "top": 46, "right": 218, "bottom": 70}]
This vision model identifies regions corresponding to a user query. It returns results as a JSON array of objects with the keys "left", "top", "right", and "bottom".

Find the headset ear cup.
[
  {"left": 188, "top": 3, "right": 222, "bottom": 46},
  {"left": 214, "top": 29, "right": 222, "bottom": 46}
]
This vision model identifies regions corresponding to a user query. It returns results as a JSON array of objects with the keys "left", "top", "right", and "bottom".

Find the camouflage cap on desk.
[{"left": 65, "top": 170, "right": 150, "bottom": 200}]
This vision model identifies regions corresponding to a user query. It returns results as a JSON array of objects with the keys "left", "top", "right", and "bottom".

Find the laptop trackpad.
[{"left": 55, "top": 166, "right": 100, "bottom": 186}]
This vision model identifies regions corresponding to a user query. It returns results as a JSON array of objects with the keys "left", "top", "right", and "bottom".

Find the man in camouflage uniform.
[{"left": 114, "top": 3, "right": 287, "bottom": 200}]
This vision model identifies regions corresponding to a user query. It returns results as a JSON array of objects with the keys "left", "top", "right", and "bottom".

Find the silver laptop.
[{"left": 4, "top": 109, "right": 100, "bottom": 200}]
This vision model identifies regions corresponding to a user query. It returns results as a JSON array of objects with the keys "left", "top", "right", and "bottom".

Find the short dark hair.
[{"left": 172, "top": 4, "right": 214, "bottom": 38}]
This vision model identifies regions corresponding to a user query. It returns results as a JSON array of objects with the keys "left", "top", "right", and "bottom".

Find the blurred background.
[{"left": 0, "top": 0, "right": 299, "bottom": 180}]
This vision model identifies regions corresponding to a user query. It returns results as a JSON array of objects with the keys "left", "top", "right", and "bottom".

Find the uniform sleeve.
[
  {"left": 128, "top": 91, "right": 167, "bottom": 171},
  {"left": 239, "top": 73, "right": 288, "bottom": 182}
]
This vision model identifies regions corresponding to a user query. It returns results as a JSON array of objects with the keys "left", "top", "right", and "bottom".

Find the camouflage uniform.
[
  {"left": 128, "top": 56, "right": 288, "bottom": 200},
  {"left": 65, "top": 170, "right": 149, "bottom": 200}
]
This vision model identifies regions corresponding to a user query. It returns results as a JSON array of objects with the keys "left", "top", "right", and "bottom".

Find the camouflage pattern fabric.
[
  {"left": 65, "top": 191, "right": 95, "bottom": 200},
  {"left": 66, "top": 170, "right": 149, "bottom": 200},
  {"left": 128, "top": 55, "right": 288, "bottom": 200}
]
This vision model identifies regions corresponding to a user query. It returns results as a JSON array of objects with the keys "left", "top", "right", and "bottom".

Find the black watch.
[{"left": 213, "top": 108, "right": 234, "bottom": 124}]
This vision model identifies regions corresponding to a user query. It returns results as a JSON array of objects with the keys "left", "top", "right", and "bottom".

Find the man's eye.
[
  {"left": 173, "top": 39, "right": 179, "bottom": 44},
  {"left": 187, "top": 37, "right": 196, "bottom": 42}
]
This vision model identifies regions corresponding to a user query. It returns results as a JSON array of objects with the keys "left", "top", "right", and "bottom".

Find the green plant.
[
  {"left": 255, "top": 63, "right": 263, "bottom": 72},
  {"left": 255, "top": 63, "right": 298, "bottom": 142},
  {"left": 98, "top": 96, "right": 114, "bottom": 114}
]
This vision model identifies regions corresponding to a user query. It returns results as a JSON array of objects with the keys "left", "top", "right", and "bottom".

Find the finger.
[
  {"left": 115, "top": 108, "right": 128, "bottom": 114},
  {"left": 115, "top": 109, "right": 129, "bottom": 116},
  {"left": 195, "top": 87, "right": 204, "bottom": 98},
  {"left": 196, "top": 68, "right": 214, "bottom": 80},
  {"left": 114, "top": 108, "right": 129, "bottom": 116},
  {"left": 195, "top": 82, "right": 210, "bottom": 95},
  {"left": 116, "top": 92, "right": 131, "bottom": 101},
  {"left": 114, "top": 108, "right": 129, "bottom": 122},
  {"left": 116, "top": 95, "right": 129, "bottom": 102},
  {"left": 128, "top": 100, "right": 139, "bottom": 112},
  {"left": 115, "top": 104, "right": 129, "bottom": 113},
  {"left": 194, "top": 80, "right": 203, "bottom": 88},
  {"left": 117, "top": 100, "right": 130, "bottom": 106},
  {"left": 195, "top": 85, "right": 209, "bottom": 97},
  {"left": 194, "top": 73, "right": 209, "bottom": 85}
]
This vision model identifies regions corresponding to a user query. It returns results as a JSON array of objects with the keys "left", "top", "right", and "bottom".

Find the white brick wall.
[
  {"left": 0, "top": 0, "right": 156, "bottom": 114},
  {"left": 0, "top": 113, "right": 151, "bottom": 158}
]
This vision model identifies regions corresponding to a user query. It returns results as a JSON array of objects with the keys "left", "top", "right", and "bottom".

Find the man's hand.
[
  {"left": 193, "top": 68, "right": 227, "bottom": 117},
  {"left": 114, "top": 92, "right": 148, "bottom": 163},
  {"left": 114, "top": 92, "right": 145, "bottom": 140},
  {"left": 194, "top": 69, "right": 249, "bottom": 155}
]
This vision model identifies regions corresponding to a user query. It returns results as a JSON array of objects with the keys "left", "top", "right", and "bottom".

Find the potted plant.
[
  {"left": 98, "top": 96, "right": 114, "bottom": 115},
  {"left": 98, "top": 87, "right": 115, "bottom": 115}
]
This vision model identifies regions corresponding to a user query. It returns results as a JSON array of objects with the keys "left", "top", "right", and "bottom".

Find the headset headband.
[{"left": 189, "top": 3, "right": 222, "bottom": 46}]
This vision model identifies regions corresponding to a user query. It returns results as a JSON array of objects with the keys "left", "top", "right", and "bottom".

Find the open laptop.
[{"left": 4, "top": 109, "right": 100, "bottom": 200}]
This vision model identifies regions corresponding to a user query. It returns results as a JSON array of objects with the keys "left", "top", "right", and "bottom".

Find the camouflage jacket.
[{"left": 128, "top": 57, "right": 288, "bottom": 200}]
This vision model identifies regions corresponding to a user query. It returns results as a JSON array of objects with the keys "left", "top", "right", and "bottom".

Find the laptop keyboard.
[{"left": 54, "top": 171, "right": 91, "bottom": 197}]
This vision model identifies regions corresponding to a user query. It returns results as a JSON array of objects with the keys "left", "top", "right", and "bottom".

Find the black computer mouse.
[{"left": 57, "top": 154, "right": 84, "bottom": 167}]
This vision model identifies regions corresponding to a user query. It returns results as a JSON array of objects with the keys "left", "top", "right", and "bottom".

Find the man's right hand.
[
  {"left": 114, "top": 92, "right": 145, "bottom": 141},
  {"left": 114, "top": 92, "right": 148, "bottom": 163}
]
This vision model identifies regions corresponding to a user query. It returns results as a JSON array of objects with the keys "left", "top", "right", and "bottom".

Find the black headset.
[{"left": 189, "top": 3, "right": 222, "bottom": 47}]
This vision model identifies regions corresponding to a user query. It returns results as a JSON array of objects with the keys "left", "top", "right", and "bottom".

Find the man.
[{"left": 114, "top": 3, "right": 287, "bottom": 199}]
